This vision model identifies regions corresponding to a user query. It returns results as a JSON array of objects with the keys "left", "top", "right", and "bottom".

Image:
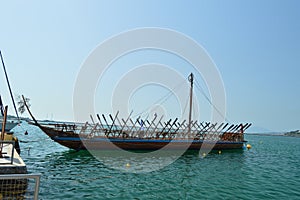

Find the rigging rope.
[
  {"left": 182, "top": 94, "right": 189, "bottom": 118},
  {"left": 130, "top": 74, "right": 231, "bottom": 123},
  {"left": 132, "top": 79, "right": 187, "bottom": 119},
  {"left": 194, "top": 79, "right": 230, "bottom": 123}
]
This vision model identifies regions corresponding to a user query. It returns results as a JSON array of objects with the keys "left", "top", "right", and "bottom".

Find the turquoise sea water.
[{"left": 13, "top": 123, "right": 300, "bottom": 199}]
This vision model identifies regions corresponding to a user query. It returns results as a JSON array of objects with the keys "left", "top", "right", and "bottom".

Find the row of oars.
[{"left": 83, "top": 112, "right": 251, "bottom": 140}]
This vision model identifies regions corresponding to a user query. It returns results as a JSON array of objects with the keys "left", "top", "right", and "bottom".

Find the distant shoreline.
[
  {"left": 246, "top": 133, "right": 285, "bottom": 136},
  {"left": 284, "top": 130, "right": 300, "bottom": 138},
  {"left": 246, "top": 131, "right": 300, "bottom": 138}
]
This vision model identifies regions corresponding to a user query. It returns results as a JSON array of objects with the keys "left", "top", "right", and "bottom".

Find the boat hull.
[
  {"left": 52, "top": 136, "right": 244, "bottom": 151},
  {"left": 39, "top": 124, "right": 245, "bottom": 151}
]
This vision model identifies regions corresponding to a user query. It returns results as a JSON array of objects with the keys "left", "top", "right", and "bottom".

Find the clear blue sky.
[{"left": 0, "top": 0, "right": 299, "bottom": 132}]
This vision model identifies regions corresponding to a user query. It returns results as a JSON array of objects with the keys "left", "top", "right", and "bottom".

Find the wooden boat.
[{"left": 23, "top": 73, "right": 251, "bottom": 151}]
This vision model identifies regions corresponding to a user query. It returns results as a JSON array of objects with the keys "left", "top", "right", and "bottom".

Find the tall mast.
[
  {"left": 188, "top": 73, "right": 194, "bottom": 134},
  {"left": 0, "top": 51, "right": 20, "bottom": 121}
]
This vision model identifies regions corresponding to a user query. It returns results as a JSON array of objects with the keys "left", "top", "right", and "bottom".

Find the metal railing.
[{"left": 0, "top": 173, "right": 41, "bottom": 200}]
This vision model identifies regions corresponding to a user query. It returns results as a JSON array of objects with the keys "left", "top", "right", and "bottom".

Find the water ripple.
[{"left": 12, "top": 123, "right": 300, "bottom": 199}]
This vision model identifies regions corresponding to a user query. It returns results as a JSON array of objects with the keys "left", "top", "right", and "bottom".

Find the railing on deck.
[{"left": 0, "top": 173, "right": 41, "bottom": 200}]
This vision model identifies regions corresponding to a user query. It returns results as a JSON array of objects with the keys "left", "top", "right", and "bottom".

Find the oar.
[
  {"left": 89, "top": 123, "right": 99, "bottom": 138},
  {"left": 102, "top": 114, "right": 110, "bottom": 136},
  {"left": 158, "top": 119, "right": 172, "bottom": 138},
  {"left": 174, "top": 119, "right": 186, "bottom": 137},
  {"left": 109, "top": 113, "right": 120, "bottom": 136},
  {"left": 151, "top": 115, "right": 164, "bottom": 138},
  {"left": 90, "top": 115, "right": 95, "bottom": 124},
  {"left": 119, "top": 111, "right": 133, "bottom": 136},
  {"left": 229, "top": 124, "right": 239, "bottom": 132},
  {"left": 181, "top": 120, "right": 194, "bottom": 138},
  {"left": 221, "top": 123, "right": 229, "bottom": 132},
  {"left": 205, "top": 123, "right": 218, "bottom": 140},
  {"left": 145, "top": 114, "right": 157, "bottom": 137},
  {"left": 216, "top": 123, "right": 224, "bottom": 132},
  {"left": 233, "top": 124, "right": 244, "bottom": 133},
  {"left": 79, "top": 122, "right": 89, "bottom": 134},
  {"left": 189, "top": 120, "right": 199, "bottom": 138},
  {"left": 102, "top": 114, "right": 109, "bottom": 127},
  {"left": 195, "top": 122, "right": 210, "bottom": 139},
  {"left": 166, "top": 118, "right": 178, "bottom": 138},
  {"left": 129, "top": 117, "right": 140, "bottom": 137},
  {"left": 109, "top": 114, "right": 114, "bottom": 135},
  {"left": 108, "top": 111, "right": 119, "bottom": 136},
  {"left": 121, "top": 118, "right": 129, "bottom": 137},
  {"left": 96, "top": 114, "right": 105, "bottom": 131},
  {"left": 233, "top": 123, "right": 247, "bottom": 134},
  {"left": 226, "top": 124, "right": 234, "bottom": 131},
  {"left": 243, "top": 123, "right": 252, "bottom": 132}
]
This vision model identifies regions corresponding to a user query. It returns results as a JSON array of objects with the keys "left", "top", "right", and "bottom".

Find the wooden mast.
[{"left": 188, "top": 73, "right": 194, "bottom": 134}]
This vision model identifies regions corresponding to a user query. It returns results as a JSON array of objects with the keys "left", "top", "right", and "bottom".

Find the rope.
[
  {"left": 194, "top": 79, "right": 230, "bottom": 123},
  {"left": 182, "top": 94, "right": 189, "bottom": 117},
  {"left": 132, "top": 79, "right": 186, "bottom": 119}
]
